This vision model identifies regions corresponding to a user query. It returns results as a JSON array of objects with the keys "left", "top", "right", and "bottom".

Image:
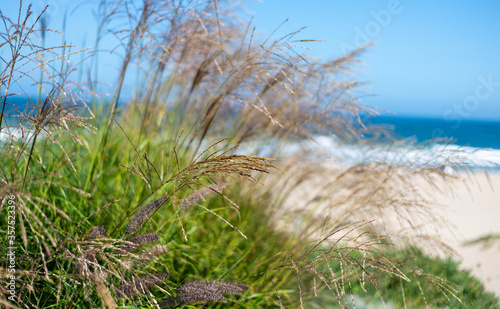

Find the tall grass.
[{"left": 1, "top": 1, "right": 498, "bottom": 308}]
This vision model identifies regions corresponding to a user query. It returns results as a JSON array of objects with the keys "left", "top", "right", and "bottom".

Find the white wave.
[
  {"left": 270, "top": 135, "right": 500, "bottom": 170},
  {"left": 317, "top": 136, "right": 500, "bottom": 169},
  {"left": 0, "top": 128, "right": 40, "bottom": 142}
]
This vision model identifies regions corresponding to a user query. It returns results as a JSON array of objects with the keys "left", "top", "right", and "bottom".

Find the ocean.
[
  {"left": 367, "top": 116, "right": 500, "bottom": 150},
  {"left": 256, "top": 115, "right": 500, "bottom": 170}
]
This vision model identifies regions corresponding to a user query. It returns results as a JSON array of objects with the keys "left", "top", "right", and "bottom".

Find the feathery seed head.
[
  {"left": 177, "top": 280, "right": 249, "bottom": 294},
  {"left": 180, "top": 183, "right": 228, "bottom": 209},
  {"left": 126, "top": 195, "right": 170, "bottom": 234},
  {"left": 88, "top": 226, "right": 107, "bottom": 239},
  {"left": 159, "top": 289, "right": 227, "bottom": 307},
  {"left": 117, "top": 273, "right": 170, "bottom": 298},
  {"left": 123, "top": 233, "right": 160, "bottom": 252}
]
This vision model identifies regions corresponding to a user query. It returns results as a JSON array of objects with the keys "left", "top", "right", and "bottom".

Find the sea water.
[
  {"left": 309, "top": 116, "right": 500, "bottom": 170},
  {"left": 368, "top": 116, "right": 500, "bottom": 150},
  {"left": 255, "top": 116, "right": 500, "bottom": 170}
]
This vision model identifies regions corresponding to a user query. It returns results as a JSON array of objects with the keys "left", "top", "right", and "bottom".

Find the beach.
[
  {"left": 428, "top": 171, "right": 500, "bottom": 297},
  {"left": 275, "top": 164, "right": 500, "bottom": 298}
]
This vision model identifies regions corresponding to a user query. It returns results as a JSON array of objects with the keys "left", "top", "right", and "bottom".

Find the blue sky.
[
  {"left": 2, "top": 0, "right": 499, "bottom": 120},
  {"left": 246, "top": 0, "right": 500, "bottom": 120}
]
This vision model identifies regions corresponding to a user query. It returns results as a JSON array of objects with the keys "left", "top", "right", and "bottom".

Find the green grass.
[
  {"left": 4, "top": 112, "right": 497, "bottom": 307},
  {"left": 2, "top": 103, "right": 500, "bottom": 308},
  {"left": 324, "top": 246, "right": 500, "bottom": 308}
]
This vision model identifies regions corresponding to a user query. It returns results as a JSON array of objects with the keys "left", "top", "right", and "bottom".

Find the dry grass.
[
  {"left": 261, "top": 139, "right": 488, "bottom": 255},
  {"left": 160, "top": 280, "right": 249, "bottom": 307}
]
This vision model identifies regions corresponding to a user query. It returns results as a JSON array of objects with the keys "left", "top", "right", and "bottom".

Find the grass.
[
  {"left": 1, "top": 0, "right": 499, "bottom": 308},
  {"left": 312, "top": 246, "right": 500, "bottom": 308}
]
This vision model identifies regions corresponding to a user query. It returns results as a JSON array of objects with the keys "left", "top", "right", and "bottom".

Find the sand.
[
  {"left": 275, "top": 167, "right": 500, "bottom": 298},
  {"left": 428, "top": 171, "right": 500, "bottom": 297}
]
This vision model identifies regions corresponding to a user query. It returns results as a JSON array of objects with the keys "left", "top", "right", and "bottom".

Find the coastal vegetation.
[{"left": 1, "top": 0, "right": 498, "bottom": 308}]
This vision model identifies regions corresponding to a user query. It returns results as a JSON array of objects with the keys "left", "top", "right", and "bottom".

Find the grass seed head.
[
  {"left": 88, "top": 226, "right": 107, "bottom": 239},
  {"left": 126, "top": 196, "right": 170, "bottom": 234},
  {"left": 159, "top": 289, "right": 227, "bottom": 307},
  {"left": 117, "top": 273, "right": 170, "bottom": 298},
  {"left": 180, "top": 183, "right": 228, "bottom": 209},
  {"left": 177, "top": 280, "right": 249, "bottom": 295},
  {"left": 123, "top": 233, "right": 160, "bottom": 252}
]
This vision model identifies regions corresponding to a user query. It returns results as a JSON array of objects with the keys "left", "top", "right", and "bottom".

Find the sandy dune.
[
  {"left": 429, "top": 172, "right": 500, "bottom": 297},
  {"left": 276, "top": 167, "right": 500, "bottom": 298}
]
